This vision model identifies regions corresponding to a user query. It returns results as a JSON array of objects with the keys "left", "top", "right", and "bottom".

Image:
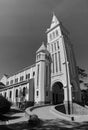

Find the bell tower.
[
  {"left": 46, "top": 13, "right": 63, "bottom": 76},
  {"left": 46, "top": 13, "right": 81, "bottom": 114},
  {"left": 35, "top": 43, "right": 51, "bottom": 104}
]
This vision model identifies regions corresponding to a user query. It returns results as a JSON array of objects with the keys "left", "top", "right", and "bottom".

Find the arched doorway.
[{"left": 52, "top": 82, "right": 64, "bottom": 105}]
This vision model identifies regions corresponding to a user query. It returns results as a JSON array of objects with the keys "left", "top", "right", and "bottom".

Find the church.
[{"left": 0, "top": 14, "right": 81, "bottom": 113}]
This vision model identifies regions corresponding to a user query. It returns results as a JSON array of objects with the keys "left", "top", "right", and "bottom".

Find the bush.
[
  {"left": 30, "top": 114, "right": 38, "bottom": 121},
  {"left": 25, "top": 101, "right": 34, "bottom": 108},
  {"left": 20, "top": 101, "right": 34, "bottom": 110},
  {"left": 0, "top": 95, "right": 11, "bottom": 114},
  {"left": 28, "top": 114, "right": 39, "bottom": 126}
]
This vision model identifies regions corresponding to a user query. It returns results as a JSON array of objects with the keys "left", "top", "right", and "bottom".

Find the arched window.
[
  {"left": 57, "top": 40, "right": 59, "bottom": 49},
  {"left": 49, "top": 33, "right": 52, "bottom": 41},
  {"left": 5, "top": 92, "right": 7, "bottom": 98},
  {"left": 26, "top": 73, "right": 30, "bottom": 79},
  {"left": 15, "top": 78, "right": 18, "bottom": 83},
  {"left": 56, "top": 30, "right": 59, "bottom": 37},
  {"left": 16, "top": 89, "right": 18, "bottom": 97},
  {"left": 53, "top": 31, "right": 55, "bottom": 39},
  {"left": 33, "top": 72, "right": 35, "bottom": 76},
  {"left": 23, "top": 87, "right": 26, "bottom": 97},
  {"left": 9, "top": 91, "right": 12, "bottom": 98}
]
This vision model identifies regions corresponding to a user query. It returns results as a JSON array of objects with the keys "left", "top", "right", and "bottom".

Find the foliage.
[
  {"left": 77, "top": 66, "right": 88, "bottom": 86},
  {"left": 77, "top": 66, "right": 88, "bottom": 105},
  {"left": 19, "top": 101, "right": 34, "bottom": 111},
  {"left": 24, "top": 101, "right": 34, "bottom": 109},
  {"left": 0, "top": 95, "right": 11, "bottom": 114},
  {"left": 77, "top": 66, "right": 88, "bottom": 78},
  {"left": 81, "top": 90, "right": 88, "bottom": 106},
  {"left": 28, "top": 114, "right": 39, "bottom": 127}
]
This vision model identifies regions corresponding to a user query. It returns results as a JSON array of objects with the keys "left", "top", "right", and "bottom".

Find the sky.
[{"left": 0, "top": 0, "right": 88, "bottom": 78}]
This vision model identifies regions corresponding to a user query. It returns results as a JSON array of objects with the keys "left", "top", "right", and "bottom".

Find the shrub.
[
  {"left": 20, "top": 101, "right": 34, "bottom": 110},
  {"left": 30, "top": 114, "right": 38, "bottom": 121},
  {"left": 25, "top": 101, "right": 34, "bottom": 108},
  {"left": 28, "top": 114, "right": 39, "bottom": 126},
  {"left": 0, "top": 95, "right": 11, "bottom": 114}
]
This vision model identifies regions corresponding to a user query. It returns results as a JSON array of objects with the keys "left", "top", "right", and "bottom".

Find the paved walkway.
[
  {"left": 6, "top": 106, "right": 88, "bottom": 130},
  {"left": 31, "top": 105, "right": 70, "bottom": 120},
  {"left": 5, "top": 105, "right": 70, "bottom": 126},
  {"left": 2, "top": 106, "right": 88, "bottom": 130},
  {"left": 29, "top": 105, "right": 88, "bottom": 122},
  {"left": 32, "top": 106, "right": 57, "bottom": 120},
  {"left": 4, "top": 105, "right": 88, "bottom": 126}
]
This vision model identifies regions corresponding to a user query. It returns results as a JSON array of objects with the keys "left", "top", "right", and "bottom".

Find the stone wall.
[{"left": 73, "top": 103, "right": 88, "bottom": 115}]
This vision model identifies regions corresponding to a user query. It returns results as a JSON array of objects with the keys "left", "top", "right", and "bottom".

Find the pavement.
[
  {"left": 3, "top": 105, "right": 70, "bottom": 125},
  {"left": 2, "top": 105, "right": 88, "bottom": 129},
  {"left": 27, "top": 105, "right": 88, "bottom": 122},
  {"left": 31, "top": 106, "right": 58, "bottom": 120},
  {"left": 31, "top": 105, "right": 71, "bottom": 120}
]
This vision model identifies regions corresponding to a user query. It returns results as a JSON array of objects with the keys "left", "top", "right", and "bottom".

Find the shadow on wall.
[{"left": 55, "top": 104, "right": 66, "bottom": 114}]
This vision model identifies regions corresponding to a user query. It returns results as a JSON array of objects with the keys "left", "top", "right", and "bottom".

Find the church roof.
[
  {"left": 0, "top": 82, "right": 5, "bottom": 89},
  {"left": 36, "top": 43, "right": 47, "bottom": 53}
]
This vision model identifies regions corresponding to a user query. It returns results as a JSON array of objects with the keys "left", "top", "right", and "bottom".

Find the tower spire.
[{"left": 46, "top": 12, "right": 59, "bottom": 32}]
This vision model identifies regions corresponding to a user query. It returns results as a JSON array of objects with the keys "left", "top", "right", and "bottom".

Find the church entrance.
[{"left": 52, "top": 82, "right": 64, "bottom": 105}]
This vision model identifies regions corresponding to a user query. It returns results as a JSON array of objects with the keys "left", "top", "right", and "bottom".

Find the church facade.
[{"left": 0, "top": 14, "right": 81, "bottom": 111}]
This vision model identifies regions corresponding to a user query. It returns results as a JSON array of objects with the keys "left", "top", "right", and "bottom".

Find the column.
[
  {"left": 12, "top": 88, "right": 14, "bottom": 103},
  {"left": 7, "top": 90, "right": 9, "bottom": 101},
  {"left": 13, "top": 87, "right": 16, "bottom": 104},
  {"left": 64, "top": 87, "right": 69, "bottom": 114},
  {"left": 69, "top": 84, "right": 73, "bottom": 114},
  {"left": 26, "top": 83, "right": 29, "bottom": 101}
]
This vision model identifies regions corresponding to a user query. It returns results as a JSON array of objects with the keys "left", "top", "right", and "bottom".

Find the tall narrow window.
[
  {"left": 15, "top": 78, "right": 18, "bottom": 83},
  {"left": 53, "top": 31, "right": 55, "bottom": 39},
  {"left": 20, "top": 76, "right": 24, "bottom": 81},
  {"left": 36, "top": 91, "right": 39, "bottom": 97},
  {"left": 10, "top": 80, "right": 13, "bottom": 85},
  {"left": 57, "top": 40, "right": 59, "bottom": 49},
  {"left": 46, "top": 65, "right": 48, "bottom": 87},
  {"left": 49, "top": 33, "right": 52, "bottom": 41},
  {"left": 6, "top": 81, "right": 9, "bottom": 86},
  {"left": 16, "top": 89, "right": 18, "bottom": 97},
  {"left": 54, "top": 42, "right": 57, "bottom": 51},
  {"left": 52, "top": 54, "right": 54, "bottom": 73},
  {"left": 37, "top": 64, "right": 40, "bottom": 87},
  {"left": 33, "top": 72, "right": 35, "bottom": 76},
  {"left": 58, "top": 52, "right": 61, "bottom": 72},
  {"left": 28, "top": 74, "right": 30, "bottom": 79},
  {"left": 9, "top": 91, "right": 12, "bottom": 98},
  {"left": 51, "top": 44, "right": 53, "bottom": 52},
  {"left": 55, "top": 53, "right": 58, "bottom": 72},
  {"left": 23, "top": 87, "right": 26, "bottom": 97},
  {"left": 56, "top": 30, "right": 59, "bottom": 37},
  {"left": 26, "top": 74, "right": 30, "bottom": 79}
]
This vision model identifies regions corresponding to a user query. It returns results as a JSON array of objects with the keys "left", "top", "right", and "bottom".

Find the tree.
[
  {"left": 77, "top": 66, "right": 88, "bottom": 85},
  {"left": 77, "top": 66, "right": 88, "bottom": 105},
  {"left": 0, "top": 95, "right": 11, "bottom": 114}
]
